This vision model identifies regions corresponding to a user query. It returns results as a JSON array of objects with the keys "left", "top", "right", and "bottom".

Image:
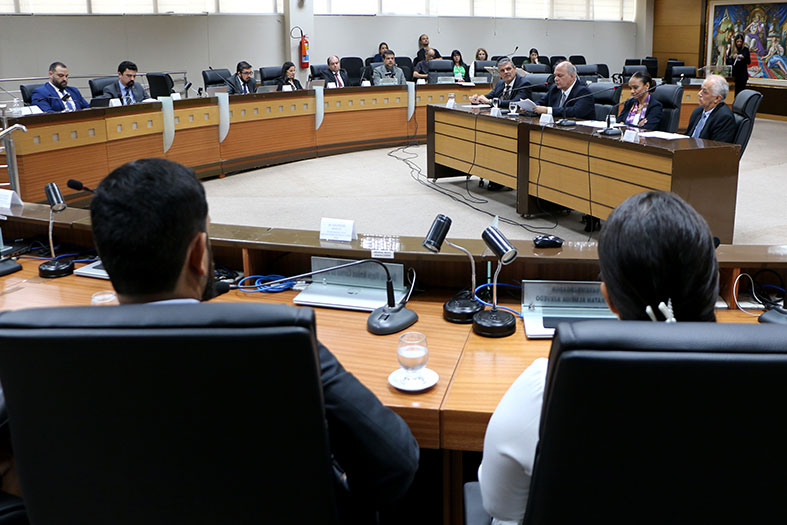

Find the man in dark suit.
[
  {"left": 534, "top": 61, "right": 595, "bottom": 121},
  {"left": 32, "top": 61, "right": 89, "bottom": 113},
  {"left": 321, "top": 55, "right": 350, "bottom": 88},
  {"left": 102, "top": 60, "right": 149, "bottom": 104},
  {"left": 224, "top": 61, "right": 257, "bottom": 96},
  {"left": 686, "top": 75, "right": 736, "bottom": 143},
  {"left": 469, "top": 58, "right": 531, "bottom": 105}
]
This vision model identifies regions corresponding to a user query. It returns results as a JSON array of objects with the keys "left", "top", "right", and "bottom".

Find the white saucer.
[{"left": 388, "top": 368, "right": 439, "bottom": 392}]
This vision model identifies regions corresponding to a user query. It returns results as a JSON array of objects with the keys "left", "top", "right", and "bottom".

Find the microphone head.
[
  {"left": 67, "top": 179, "right": 84, "bottom": 191},
  {"left": 215, "top": 281, "right": 231, "bottom": 296}
]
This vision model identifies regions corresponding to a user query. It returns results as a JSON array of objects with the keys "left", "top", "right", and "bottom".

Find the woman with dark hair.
[
  {"left": 616, "top": 70, "right": 663, "bottom": 131},
  {"left": 478, "top": 191, "right": 719, "bottom": 525},
  {"left": 726, "top": 33, "right": 751, "bottom": 97},
  {"left": 372, "top": 42, "right": 388, "bottom": 63},
  {"left": 527, "top": 48, "right": 540, "bottom": 64},
  {"left": 450, "top": 49, "right": 470, "bottom": 82},
  {"left": 275, "top": 61, "right": 302, "bottom": 91}
]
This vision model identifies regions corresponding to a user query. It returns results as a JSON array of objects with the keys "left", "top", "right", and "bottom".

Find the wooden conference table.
[{"left": 428, "top": 104, "right": 741, "bottom": 243}]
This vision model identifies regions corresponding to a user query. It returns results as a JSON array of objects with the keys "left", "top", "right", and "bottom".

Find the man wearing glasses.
[{"left": 225, "top": 61, "right": 257, "bottom": 95}]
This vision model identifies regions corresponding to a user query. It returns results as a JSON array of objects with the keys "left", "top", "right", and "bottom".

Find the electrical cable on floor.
[{"left": 733, "top": 272, "right": 766, "bottom": 317}]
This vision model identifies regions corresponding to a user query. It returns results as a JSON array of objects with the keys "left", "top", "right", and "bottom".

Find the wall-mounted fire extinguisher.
[{"left": 291, "top": 26, "right": 309, "bottom": 69}]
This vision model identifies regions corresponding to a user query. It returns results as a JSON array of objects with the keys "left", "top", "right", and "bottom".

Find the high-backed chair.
[
  {"left": 671, "top": 65, "right": 697, "bottom": 84},
  {"left": 523, "top": 63, "right": 551, "bottom": 74},
  {"left": 201, "top": 68, "right": 231, "bottom": 92},
  {"left": 465, "top": 320, "right": 787, "bottom": 525},
  {"left": 622, "top": 64, "right": 648, "bottom": 83},
  {"left": 732, "top": 89, "right": 763, "bottom": 156},
  {"left": 309, "top": 63, "right": 330, "bottom": 80},
  {"left": 490, "top": 55, "right": 505, "bottom": 63},
  {"left": 395, "top": 56, "right": 413, "bottom": 72},
  {"left": 538, "top": 56, "right": 550, "bottom": 68},
  {"left": 549, "top": 55, "right": 567, "bottom": 69},
  {"left": 652, "top": 83, "right": 683, "bottom": 132},
  {"left": 19, "top": 84, "right": 44, "bottom": 106},
  {"left": 664, "top": 59, "right": 684, "bottom": 84},
  {"left": 642, "top": 56, "right": 658, "bottom": 78},
  {"left": 88, "top": 76, "right": 117, "bottom": 99},
  {"left": 259, "top": 66, "right": 281, "bottom": 86},
  {"left": 427, "top": 59, "right": 454, "bottom": 83},
  {"left": 588, "top": 81, "right": 621, "bottom": 120},
  {"left": 569, "top": 55, "right": 586, "bottom": 65},
  {"left": 512, "top": 55, "right": 527, "bottom": 67},
  {"left": 472, "top": 60, "right": 497, "bottom": 81},
  {"left": 624, "top": 58, "right": 641, "bottom": 65},
  {"left": 576, "top": 64, "right": 599, "bottom": 84},
  {"left": 340, "top": 56, "right": 364, "bottom": 86},
  {"left": 364, "top": 56, "right": 375, "bottom": 67},
  {"left": 526, "top": 73, "right": 554, "bottom": 95},
  {"left": 596, "top": 63, "right": 610, "bottom": 79},
  {"left": 0, "top": 303, "right": 339, "bottom": 525},
  {"left": 146, "top": 72, "right": 175, "bottom": 98}
]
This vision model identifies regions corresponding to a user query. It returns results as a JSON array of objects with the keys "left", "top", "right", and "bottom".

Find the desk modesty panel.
[{"left": 427, "top": 105, "right": 740, "bottom": 243}]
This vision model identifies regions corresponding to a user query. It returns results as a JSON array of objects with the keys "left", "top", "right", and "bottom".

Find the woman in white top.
[
  {"left": 469, "top": 47, "right": 489, "bottom": 79},
  {"left": 478, "top": 191, "right": 720, "bottom": 525}
]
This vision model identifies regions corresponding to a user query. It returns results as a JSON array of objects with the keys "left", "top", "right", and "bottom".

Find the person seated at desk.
[
  {"left": 276, "top": 61, "right": 302, "bottom": 91},
  {"left": 414, "top": 33, "right": 440, "bottom": 67},
  {"left": 478, "top": 191, "right": 719, "bottom": 525},
  {"left": 372, "top": 42, "right": 388, "bottom": 63},
  {"left": 468, "top": 48, "right": 488, "bottom": 78},
  {"left": 225, "top": 60, "right": 257, "bottom": 95},
  {"left": 321, "top": 55, "right": 350, "bottom": 88},
  {"left": 450, "top": 50, "right": 471, "bottom": 82},
  {"left": 526, "top": 48, "right": 541, "bottom": 64},
  {"left": 686, "top": 74, "right": 736, "bottom": 143},
  {"left": 617, "top": 70, "right": 662, "bottom": 131},
  {"left": 32, "top": 61, "right": 89, "bottom": 113},
  {"left": 373, "top": 50, "right": 407, "bottom": 86},
  {"left": 413, "top": 48, "right": 436, "bottom": 81},
  {"left": 102, "top": 60, "right": 148, "bottom": 104},
  {"left": 90, "top": 158, "right": 420, "bottom": 522},
  {"left": 533, "top": 61, "right": 595, "bottom": 121},
  {"left": 469, "top": 58, "right": 532, "bottom": 105}
]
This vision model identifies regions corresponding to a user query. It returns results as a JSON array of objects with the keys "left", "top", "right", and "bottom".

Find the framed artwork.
[{"left": 707, "top": 1, "right": 787, "bottom": 86}]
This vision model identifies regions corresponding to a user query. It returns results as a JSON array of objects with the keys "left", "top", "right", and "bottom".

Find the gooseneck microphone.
[
  {"left": 231, "top": 258, "right": 418, "bottom": 335},
  {"left": 67, "top": 179, "right": 95, "bottom": 193}
]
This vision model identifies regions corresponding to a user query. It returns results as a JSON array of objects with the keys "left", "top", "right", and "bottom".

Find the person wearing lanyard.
[
  {"left": 321, "top": 55, "right": 350, "bottom": 88},
  {"left": 450, "top": 50, "right": 470, "bottom": 82},
  {"left": 224, "top": 61, "right": 257, "bottom": 96},
  {"left": 686, "top": 74, "right": 736, "bottom": 143},
  {"left": 31, "top": 61, "right": 89, "bottom": 113},
  {"left": 617, "top": 70, "right": 662, "bottom": 131},
  {"left": 102, "top": 61, "right": 149, "bottom": 104}
]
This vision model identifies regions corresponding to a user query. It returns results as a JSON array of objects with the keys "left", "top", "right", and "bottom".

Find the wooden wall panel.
[
  {"left": 220, "top": 115, "right": 316, "bottom": 161},
  {"left": 165, "top": 126, "right": 221, "bottom": 171},
  {"left": 106, "top": 134, "right": 165, "bottom": 172},
  {"left": 653, "top": 0, "right": 704, "bottom": 75},
  {"left": 16, "top": 143, "right": 109, "bottom": 202},
  {"left": 317, "top": 108, "right": 408, "bottom": 149}
]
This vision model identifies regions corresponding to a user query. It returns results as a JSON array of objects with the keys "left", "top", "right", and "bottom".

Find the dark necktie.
[
  {"left": 503, "top": 84, "right": 512, "bottom": 100},
  {"left": 242, "top": 82, "right": 248, "bottom": 95},
  {"left": 124, "top": 87, "right": 132, "bottom": 106},
  {"left": 559, "top": 91, "right": 567, "bottom": 107}
]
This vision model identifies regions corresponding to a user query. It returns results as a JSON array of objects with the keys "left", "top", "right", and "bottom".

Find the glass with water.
[
  {"left": 491, "top": 97, "right": 500, "bottom": 109},
  {"left": 397, "top": 332, "right": 429, "bottom": 384}
]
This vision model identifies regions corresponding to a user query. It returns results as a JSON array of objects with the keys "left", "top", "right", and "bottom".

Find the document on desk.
[
  {"left": 638, "top": 131, "right": 688, "bottom": 140},
  {"left": 576, "top": 120, "right": 625, "bottom": 128},
  {"left": 517, "top": 98, "right": 537, "bottom": 112},
  {"left": 462, "top": 104, "right": 490, "bottom": 108}
]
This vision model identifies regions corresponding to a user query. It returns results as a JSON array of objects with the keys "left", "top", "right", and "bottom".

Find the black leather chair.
[
  {"left": 0, "top": 303, "right": 339, "bottom": 525},
  {"left": 490, "top": 55, "right": 505, "bottom": 63},
  {"left": 472, "top": 60, "right": 497, "bottom": 81},
  {"left": 576, "top": 64, "right": 599, "bottom": 84},
  {"left": 201, "top": 68, "right": 231, "bottom": 91},
  {"left": 732, "top": 88, "right": 763, "bottom": 156},
  {"left": 652, "top": 83, "right": 683, "bottom": 132},
  {"left": 88, "top": 76, "right": 117, "bottom": 99},
  {"left": 427, "top": 59, "right": 453, "bottom": 83},
  {"left": 549, "top": 55, "right": 567, "bottom": 69},
  {"left": 569, "top": 55, "right": 586, "bottom": 65},
  {"left": 512, "top": 55, "right": 527, "bottom": 67},
  {"left": 146, "top": 72, "right": 175, "bottom": 98},
  {"left": 671, "top": 65, "right": 697, "bottom": 84},
  {"left": 395, "top": 56, "right": 413, "bottom": 72},
  {"left": 364, "top": 56, "right": 375, "bottom": 67},
  {"left": 465, "top": 320, "right": 787, "bottom": 525},
  {"left": 596, "top": 63, "right": 610, "bottom": 79},
  {"left": 622, "top": 64, "right": 648, "bottom": 83},
  {"left": 340, "top": 56, "right": 364, "bottom": 86},
  {"left": 588, "top": 81, "right": 621, "bottom": 120},
  {"left": 309, "top": 63, "right": 330, "bottom": 80},
  {"left": 19, "top": 84, "right": 44, "bottom": 106},
  {"left": 526, "top": 73, "right": 554, "bottom": 95},
  {"left": 259, "top": 66, "right": 281, "bottom": 86},
  {"left": 643, "top": 56, "right": 658, "bottom": 78},
  {"left": 523, "top": 63, "right": 551, "bottom": 74},
  {"left": 538, "top": 56, "right": 550, "bottom": 69},
  {"left": 664, "top": 59, "right": 684, "bottom": 84},
  {"left": 0, "top": 493, "right": 26, "bottom": 525},
  {"left": 624, "top": 58, "right": 641, "bottom": 65}
]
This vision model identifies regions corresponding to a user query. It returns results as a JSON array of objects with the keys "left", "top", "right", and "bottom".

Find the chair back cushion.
[
  {"left": 259, "top": 66, "right": 281, "bottom": 85},
  {"left": 201, "top": 68, "right": 231, "bottom": 90},
  {"left": 19, "top": 84, "right": 45, "bottom": 105},
  {"left": 588, "top": 82, "right": 621, "bottom": 119},
  {"left": 526, "top": 73, "right": 554, "bottom": 93},
  {"left": 652, "top": 84, "right": 683, "bottom": 132},
  {"left": 523, "top": 63, "right": 551, "bottom": 74},
  {"left": 88, "top": 76, "right": 117, "bottom": 99},
  {"left": 568, "top": 55, "right": 586, "bottom": 65}
]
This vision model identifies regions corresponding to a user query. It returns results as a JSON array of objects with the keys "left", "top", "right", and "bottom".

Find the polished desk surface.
[{"left": 0, "top": 259, "right": 761, "bottom": 452}]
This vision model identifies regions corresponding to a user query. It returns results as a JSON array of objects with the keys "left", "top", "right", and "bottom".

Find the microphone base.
[
  {"left": 368, "top": 304, "right": 419, "bottom": 335},
  {"left": 556, "top": 119, "right": 576, "bottom": 127},
  {"left": 38, "top": 258, "right": 74, "bottom": 279},
  {"left": 473, "top": 308, "right": 517, "bottom": 338},
  {"left": 599, "top": 127, "right": 622, "bottom": 136},
  {"left": 443, "top": 298, "right": 484, "bottom": 324}
]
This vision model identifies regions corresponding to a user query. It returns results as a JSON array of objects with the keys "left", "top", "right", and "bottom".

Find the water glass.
[
  {"left": 509, "top": 101, "right": 518, "bottom": 115},
  {"left": 491, "top": 97, "right": 500, "bottom": 109},
  {"left": 397, "top": 332, "right": 429, "bottom": 383}
]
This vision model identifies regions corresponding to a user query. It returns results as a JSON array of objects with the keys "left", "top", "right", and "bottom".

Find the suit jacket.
[
  {"left": 686, "top": 102, "right": 736, "bottom": 143},
  {"left": 224, "top": 74, "right": 257, "bottom": 95},
  {"left": 485, "top": 75, "right": 532, "bottom": 103},
  {"left": 373, "top": 65, "right": 406, "bottom": 86},
  {"left": 321, "top": 69, "right": 350, "bottom": 88},
  {"left": 535, "top": 82, "right": 595, "bottom": 120},
  {"left": 275, "top": 77, "right": 303, "bottom": 91},
  {"left": 32, "top": 83, "right": 89, "bottom": 113},
  {"left": 617, "top": 96, "right": 663, "bottom": 131},
  {"left": 102, "top": 80, "right": 148, "bottom": 103}
]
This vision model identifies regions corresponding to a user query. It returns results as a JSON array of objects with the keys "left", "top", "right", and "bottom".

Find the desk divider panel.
[{"left": 105, "top": 110, "right": 164, "bottom": 172}]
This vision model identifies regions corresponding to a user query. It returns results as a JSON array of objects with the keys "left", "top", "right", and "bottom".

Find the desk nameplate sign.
[
  {"left": 0, "top": 190, "right": 23, "bottom": 212},
  {"left": 320, "top": 217, "right": 357, "bottom": 242}
]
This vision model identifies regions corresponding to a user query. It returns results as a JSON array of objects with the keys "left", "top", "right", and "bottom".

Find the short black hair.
[
  {"left": 236, "top": 60, "right": 252, "bottom": 73},
  {"left": 630, "top": 70, "right": 654, "bottom": 89},
  {"left": 281, "top": 61, "right": 295, "bottom": 77},
  {"left": 382, "top": 49, "right": 395, "bottom": 58},
  {"left": 91, "top": 158, "right": 208, "bottom": 297},
  {"left": 529, "top": 48, "right": 539, "bottom": 56},
  {"left": 598, "top": 191, "right": 718, "bottom": 322},
  {"left": 49, "top": 61, "right": 67, "bottom": 72},
  {"left": 118, "top": 60, "right": 138, "bottom": 74}
]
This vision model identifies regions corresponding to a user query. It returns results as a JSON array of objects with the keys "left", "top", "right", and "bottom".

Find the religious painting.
[{"left": 708, "top": 1, "right": 787, "bottom": 84}]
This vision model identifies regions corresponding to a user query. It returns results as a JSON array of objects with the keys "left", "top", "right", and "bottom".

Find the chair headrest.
[
  {"left": 653, "top": 84, "right": 683, "bottom": 108},
  {"left": 428, "top": 59, "right": 453, "bottom": 72}
]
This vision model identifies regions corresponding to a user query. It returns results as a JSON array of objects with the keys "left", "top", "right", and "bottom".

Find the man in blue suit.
[
  {"left": 32, "top": 62, "right": 89, "bottom": 113},
  {"left": 534, "top": 61, "right": 595, "bottom": 121},
  {"left": 470, "top": 58, "right": 531, "bottom": 105}
]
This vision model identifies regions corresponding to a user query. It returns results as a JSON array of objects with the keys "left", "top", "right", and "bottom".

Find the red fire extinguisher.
[{"left": 291, "top": 26, "right": 309, "bottom": 69}]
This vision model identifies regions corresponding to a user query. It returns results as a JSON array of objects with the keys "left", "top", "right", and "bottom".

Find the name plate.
[
  {"left": 622, "top": 129, "right": 640, "bottom": 143},
  {"left": 539, "top": 113, "right": 554, "bottom": 126},
  {"left": 445, "top": 98, "right": 456, "bottom": 109},
  {"left": 489, "top": 106, "right": 502, "bottom": 117},
  {"left": 320, "top": 217, "right": 357, "bottom": 242},
  {"left": 0, "top": 189, "right": 22, "bottom": 212}
]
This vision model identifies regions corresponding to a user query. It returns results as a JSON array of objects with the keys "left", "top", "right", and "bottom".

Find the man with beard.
[
  {"left": 102, "top": 60, "right": 148, "bottom": 104},
  {"left": 32, "top": 61, "right": 90, "bottom": 113},
  {"left": 89, "top": 159, "right": 420, "bottom": 521}
]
